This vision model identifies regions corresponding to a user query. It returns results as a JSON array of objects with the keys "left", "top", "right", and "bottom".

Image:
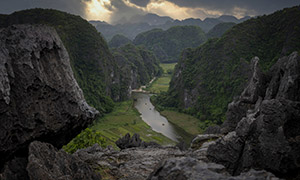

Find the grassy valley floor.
[
  {"left": 160, "top": 110, "right": 204, "bottom": 135},
  {"left": 146, "top": 63, "right": 176, "bottom": 93},
  {"left": 91, "top": 100, "right": 175, "bottom": 149}
]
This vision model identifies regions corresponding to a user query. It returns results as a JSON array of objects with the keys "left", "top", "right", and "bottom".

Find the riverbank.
[
  {"left": 160, "top": 110, "right": 204, "bottom": 135},
  {"left": 90, "top": 100, "right": 175, "bottom": 148}
]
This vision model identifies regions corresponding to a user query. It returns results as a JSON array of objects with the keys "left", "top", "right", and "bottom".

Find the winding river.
[{"left": 133, "top": 92, "right": 194, "bottom": 143}]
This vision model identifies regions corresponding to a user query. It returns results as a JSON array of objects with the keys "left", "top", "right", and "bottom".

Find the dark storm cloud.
[
  {"left": 0, "top": 0, "right": 88, "bottom": 16},
  {"left": 0, "top": 0, "right": 299, "bottom": 22},
  {"left": 168, "top": 0, "right": 300, "bottom": 15},
  {"left": 129, "top": 0, "right": 151, "bottom": 7}
]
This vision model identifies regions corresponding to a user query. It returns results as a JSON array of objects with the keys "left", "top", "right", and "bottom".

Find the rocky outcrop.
[
  {"left": 148, "top": 157, "right": 279, "bottom": 180},
  {"left": 190, "top": 134, "right": 221, "bottom": 150},
  {"left": 221, "top": 56, "right": 267, "bottom": 134},
  {"left": 207, "top": 52, "right": 300, "bottom": 178},
  {"left": 0, "top": 25, "right": 98, "bottom": 168},
  {"left": 74, "top": 144, "right": 185, "bottom": 180},
  {"left": 115, "top": 133, "right": 160, "bottom": 150},
  {"left": 26, "top": 141, "right": 101, "bottom": 180},
  {"left": 0, "top": 157, "right": 29, "bottom": 180},
  {"left": 71, "top": 134, "right": 280, "bottom": 180}
]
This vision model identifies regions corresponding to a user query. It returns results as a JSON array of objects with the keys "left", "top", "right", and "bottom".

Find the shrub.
[{"left": 63, "top": 128, "right": 107, "bottom": 153}]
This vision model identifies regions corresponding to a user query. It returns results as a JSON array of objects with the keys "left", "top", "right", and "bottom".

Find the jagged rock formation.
[
  {"left": 0, "top": 24, "right": 98, "bottom": 174},
  {"left": 0, "top": 8, "right": 120, "bottom": 113},
  {"left": 73, "top": 135, "right": 279, "bottom": 180},
  {"left": 221, "top": 57, "right": 267, "bottom": 134},
  {"left": 207, "top": 52, "right": 300, "bottom": 178},
  {"left": 190, "top": 134, "right": 221, "bottom": 150},
  {"left": 115, "top": 133, "right": 160, "bottom": 150},
  {"left": 74, "top": 144, "right": 185, "bottom": 180},
  {"left": 27, "top": 141, "right": 101, "bottom": 180},
  {"left": 148, "top": 157, "right": 279, "bottom": 180}
]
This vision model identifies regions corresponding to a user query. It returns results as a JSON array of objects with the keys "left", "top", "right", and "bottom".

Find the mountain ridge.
[
  {"left": 133, "top": 25, "right": 207, "bottom": 63},
  {"left": 92, "top": 13, "right": 250, "bottom": 40},
  {"left": 153, "top": 5, "right": 300, "bottom": 126}
]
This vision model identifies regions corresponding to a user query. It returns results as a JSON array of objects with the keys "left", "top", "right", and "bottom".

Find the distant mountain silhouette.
[
  {"left": 91, "top": 13, "right": 250, "bottom": 40},
  {"left": 127, "top": 13, "right": 174, "bottom": 26}
]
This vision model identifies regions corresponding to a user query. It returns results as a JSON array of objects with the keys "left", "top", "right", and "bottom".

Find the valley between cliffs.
[{"left": 0, "top": 6, "right": 300, "bottom": 180}]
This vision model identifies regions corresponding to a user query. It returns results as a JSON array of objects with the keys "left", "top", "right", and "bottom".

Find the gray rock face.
[
  {"left": 0, "top": 157, "right": 29, "bottom": 180},
  {"left": 27, "top": 141, "right": 101, "bottom": 180},
  {"left": 74, "top": 144, "right": 185, "bottom": 180},
  {"left": 221, "top": 57, "right": 267, "bottom": 134},
  {"left": 148, "top": 157, "right": 279, "bottom": 180},
  {"left": 115, "top": 133, "right": 160, "bottom": 150},
  {"left": 207, "top": 52, "right": 300, "bottom": 178},
  {"left": 73, "top": 137, "right": 280, "bottom": 180},
  {"left": 204, "top": 125, "right": 221, "bottom": 134},
  {"left": 190, "top": 134, "right": 221, "bottom": 150},
  {"left": 0, "top": 25, "right": 98, "bottom": 166}
]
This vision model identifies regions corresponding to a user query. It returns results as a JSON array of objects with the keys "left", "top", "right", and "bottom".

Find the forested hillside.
[
  {"left": 154, "top": 6, "right": 300, "bottom": 126},
  {"left": 109, "top": 34, "right": 132, "bottom": 48},
  {"left": 134, "top": 26, "right": 207, "bottom": 63},
  {"left": 112, "top": 44, "right": 162, "bottom": 99},
  {"left": 0, "top": 9, "right": 119, "bottom": 113},
  {"left": 92, "top": 14, "right": 249, "bottom": 40},
  {"left": 206, "top": 22, "right": 236, "bottom": 38}
]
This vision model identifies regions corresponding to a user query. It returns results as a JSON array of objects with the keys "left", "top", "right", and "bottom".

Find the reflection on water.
[{"left": 133, "top": 92, "right": 181, "bottom": 142}]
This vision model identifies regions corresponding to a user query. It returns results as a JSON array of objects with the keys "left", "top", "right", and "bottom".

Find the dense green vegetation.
[
  {"left": 112, "top": 43, "right": 162, "bottom": 93},
  {"left": 91, "top": 100, "right": 175, "bottom": 148},
  {"left": 154, "top": 6, "right": 300, "bottom": 126},
  {"left": 63, "top": 128, "right": 107, "bottom": 153},
  {"left": 206, "top": 22, "right": 236, "bottom": 38},
  {"left": 0, "top": 9, "right": 117, "bottom": 113},
  {"left": 160, "top": 63, "right": 177, "bottom": 76},
  {"left": 146, "top": 63, "right": 176, "bottom": 93},
  {"left": 134, "top": 26, "right": 207, "bottom": 63},
  {"left": 108, "top": 34, "right": 132, "bottom": 48}
]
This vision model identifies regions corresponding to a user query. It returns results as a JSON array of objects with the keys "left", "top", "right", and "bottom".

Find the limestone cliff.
[
  {"left": 0, "top": 25, "right": 98, "bottom": 170},
  {"left": 207, "top": 52, "right": 300, "bottom": 179},
  {"left": 111, "top": 44, "right": 162, "bottom": 100}
]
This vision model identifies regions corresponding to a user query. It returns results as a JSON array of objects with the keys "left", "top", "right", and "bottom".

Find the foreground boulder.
[
  {"left": 148, "top": 157, "right": 279, "bottom": 180},
  {"left": 27, "top": 141, "right": 101, "bottom": 180},
  {"left": 74, "top": 144, "right": 185, "bottom": 180},
  {"left": 73, "top": 135, "right": 280, "bottom": 180},
  {"left": 115, "top": 133, "right": 160, "bottom": 149},
  {"left": 207, "top": 52, "right": 300, "bottom": 178},
  {"left": 0, "top": 25, "right": 98, "bottom": 168}
]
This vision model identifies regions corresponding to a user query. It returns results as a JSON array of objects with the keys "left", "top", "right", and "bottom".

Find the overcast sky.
[{"left": 0, "top": 0, "right": 299, "bottom": 24}]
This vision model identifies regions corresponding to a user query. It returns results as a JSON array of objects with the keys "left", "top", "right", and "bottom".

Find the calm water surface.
[{"left": 133, "top": 92, "right": 185, "bottom": 142}]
